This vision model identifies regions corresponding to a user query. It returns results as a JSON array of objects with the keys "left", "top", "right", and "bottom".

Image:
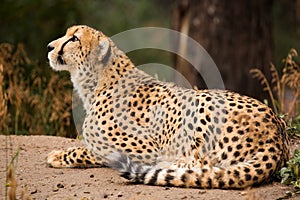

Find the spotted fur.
[{"left": 47, "top": 25, "right": 290, "bottom": 189}]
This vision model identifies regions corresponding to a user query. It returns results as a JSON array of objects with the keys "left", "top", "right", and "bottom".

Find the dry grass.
[
  {"left": 6, "top": 151, "right": 18, "bottom": 200},
  {"left": 250, "top": 49, "right": 300, "bottom": 121},
  {"left": 0, "top": 43, "right": 75, "bottom": 137}
]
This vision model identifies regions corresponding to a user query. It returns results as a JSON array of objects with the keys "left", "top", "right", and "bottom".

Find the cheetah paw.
[{"left": 47, "top": 150, "right": 65, "bottom": 168}]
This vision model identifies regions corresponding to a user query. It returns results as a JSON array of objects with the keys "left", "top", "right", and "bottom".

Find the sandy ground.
[{"left": 1, "top": 135, "right": 299, "bottom": 200}]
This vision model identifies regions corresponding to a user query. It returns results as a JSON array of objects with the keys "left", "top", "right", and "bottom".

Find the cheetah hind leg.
[{"left": 47, "top": 147, "right": 103, "bottom": 168}]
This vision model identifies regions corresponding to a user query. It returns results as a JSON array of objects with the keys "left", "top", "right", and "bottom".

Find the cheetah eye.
[{"left": 70, "top": 35, "right": 79, "bottom": 42}]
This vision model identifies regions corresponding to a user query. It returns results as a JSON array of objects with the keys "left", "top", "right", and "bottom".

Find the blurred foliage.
[
  {"left": 0, "top": 0, "right": 299, "bottom": 137},
  {"left": 251, "top": 49, "right": 300, "bottom": 118},
  {"left": 0, "top": 43, "right": 74, "bottom": 136},
  {"left": 251, "top": 49, "right": 300, "bottom": 137},
  {"left": 0, "top": 0, "right": 172, "bottom": 62},
  {"left": 273, "top": 0, "right": 300, "bottom": 65},
  {"left": 0, "top": 0, "right": 172, "bottom": 136},
  {"left": 280, "top": 149, "right": 300, "bottom": 193}
]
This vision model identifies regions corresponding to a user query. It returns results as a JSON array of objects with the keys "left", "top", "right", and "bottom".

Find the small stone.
[
  {"left": 57, "top": 183, "right": 64, "bottom": 188},
  {"left": 30, "top": 189, "right": 38, "bottom": 194}
]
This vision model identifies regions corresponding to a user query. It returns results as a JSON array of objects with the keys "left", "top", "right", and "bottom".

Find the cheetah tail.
[
  {"left": 107, "top": 152, "right": 266, "bottom": 189},
  {"left": 107, "top": 152, "right": 225, "bottom": 188},
  {"left": 106, "top": 152, "right": 152, "bottom": 183}
]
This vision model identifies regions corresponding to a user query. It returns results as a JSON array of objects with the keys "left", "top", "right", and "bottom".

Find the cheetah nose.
[{"left": 47, "top": 44, "right": 54, "bottom": 52}]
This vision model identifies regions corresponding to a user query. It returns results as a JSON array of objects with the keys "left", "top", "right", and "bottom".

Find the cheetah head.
[{"left": 47, "top": 25, "right": 111, "bottom": 73}]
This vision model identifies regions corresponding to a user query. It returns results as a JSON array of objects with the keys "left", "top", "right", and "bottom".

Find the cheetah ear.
[{"left": 98, "top": 37, "right": 111, "bottom": 63}]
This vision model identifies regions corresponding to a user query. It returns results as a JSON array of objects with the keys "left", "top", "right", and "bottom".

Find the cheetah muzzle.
[{"left": 47, "top": 25, "right": 290, "bottom": 189}]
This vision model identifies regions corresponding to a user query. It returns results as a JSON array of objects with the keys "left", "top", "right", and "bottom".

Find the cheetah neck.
[
  {"left": 70, "top": 48, "right": 135, "bottom": 112},
  {"left": 70, "top": 64, "right": 98, "bottom": 112}
]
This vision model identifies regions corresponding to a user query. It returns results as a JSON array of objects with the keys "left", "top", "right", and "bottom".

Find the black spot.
[
  {"left": 218, "top": 181, "right": 225, "bottom": 188},
  {"left": 238, "top": 180, "right": 244, "bottom": 186},
  {"left": 223, "top": 137, "right": 229, "bottom": 143},
  {"left": 265, "top": 113, "right": 271, "bottom": 119},
  {"left": 203, "top": 133, "right": 209, "bottom": 143},
  {"left": 244, "top": 167, "right": 250, "bottom": 173},
  {"left": 222, "top": 109, "right": 229, "bottom": 114},
  {"left": 255, "top": 169, "right": 263, "bottom": 175},
  {"left": 165, "top": 174, "right": 174, "bottom": 186},
  {"left": 253, "top": 163, "right": 261, "bottom": 168},
  {"left": 233, "top": 151, "right": 240, "bottom": 157},
  {"left": 268, "top": 147, "right": 275, "bottom": 153},
  {"left": 205, "top": 115, "right": 211, "bottom": 122},
  {"left": 222, "top": 152, "right": 227, "bottom": 159},
  {"left": 181, "top": 174, "right": 187, "bottom": 182},
  {"left": 206, "top": 178, "right": 212, "bottom": 188},
  {"left": 227, "top": 126, "right": 233, "bottom": 133},
  {"left": 219, "top": 142, "right": 224, "bottom": 149},
  {"left": 131, "top": 142, "right": 137, "bottom": 147},
  {"left": 233, "top": 170, "right": 240, "bottom": 178},
  {"left": 266, "top": 163, "right": 272, "bottom": 169},
  {"left": 86, "top": 160, "right": 92, "bottom": 165},
  {"left": 206, "top": 97, "right": 212, "bottom": 101},
  {"left": 232, "top": 136, "right": 239, "bottom": 142},
  {"left": 125, "top": 149, "right": 132, "bottom": 153},
  {"left": 208, "top": 106, "right": 215, "bottom": 111},
  {"left": 200, "top": 119, "right": 207, "bottom": 125},
  {"left": 245, "top": 174, "right": 252, "bottom": 181},
  {"left": 196, "top": 126, "right": 202, "bottom": 132},
  {"left": 208, "top": 125, "right": 214, "bottom": 133},
  {"left": 218, "top": 99, "right": 225, "bottom": 104},
  {"left": 237, "top": 130, "right": 244, "bottom": 135},
  {"left": 228, "top": 179, "right": 235, "bottom": 185},
  {"left": 214, "top": 117, "right": 219, "bottom": 123},
  {"left": 188, "top": 123, "right": 193, "bottom": 130},
  {"left": 237, "top": 105, "right": 243, "bottom": 109},
  {"left": 272, "top": 155, "right": 278, "bottom": 161},
  {"left": 195, "top": 178, "right": 202, "bottom": 186},
  {"left": 230, "top": 160, "right": 237, "bottom": 165},
  {"left": 246, "top": 138, "right": 253, "bottom": 143},
  {"left": 262, "top": 155, "right": 269, "bottom": 161},
  {"left": 229, "top": 103, "right": 236, "bottom": 107},
  {"left": 186, "top": 109, "right": 191, "bottom": 116},
  {"left": 120, "top": 143, "right": 126, "bottom": 147},
  {"left": 72, "top": 152, "right": 77, "bottom": 157}
]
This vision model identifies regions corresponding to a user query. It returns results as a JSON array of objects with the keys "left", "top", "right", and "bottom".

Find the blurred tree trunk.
[
  {"left": 172, "top": 0, "right": 274, "bottom": 100},
  {"left": 296, "top": 0, "right": 300, "bottom": 38}
]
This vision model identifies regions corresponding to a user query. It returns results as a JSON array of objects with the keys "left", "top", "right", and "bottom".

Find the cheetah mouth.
[{"left": 57, "top": 55, "right": 66, "bottom": 65}]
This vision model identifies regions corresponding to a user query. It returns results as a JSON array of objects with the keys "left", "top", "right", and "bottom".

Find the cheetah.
[{"left": 47, "top": 25, "right": 290, "bottom": 189}]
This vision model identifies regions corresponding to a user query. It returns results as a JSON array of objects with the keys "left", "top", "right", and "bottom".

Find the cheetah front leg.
[{"left": 47, "top": 147, "right": 103, "bottom": 168}]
